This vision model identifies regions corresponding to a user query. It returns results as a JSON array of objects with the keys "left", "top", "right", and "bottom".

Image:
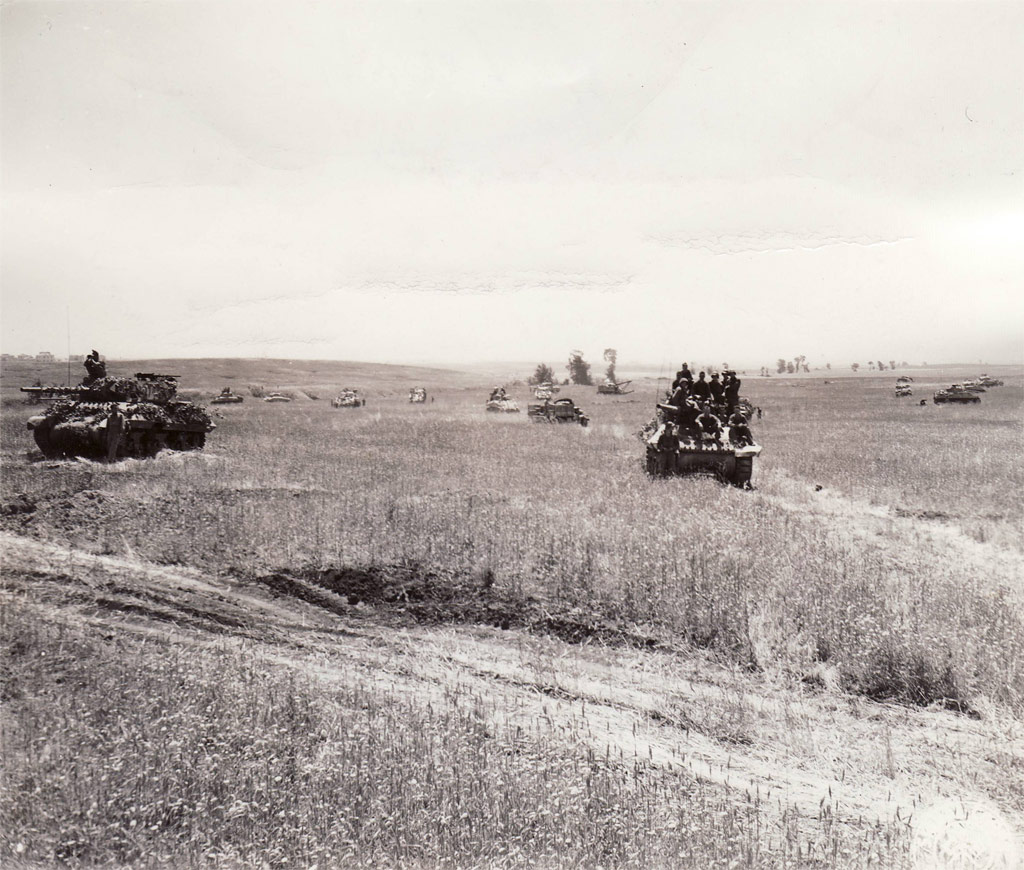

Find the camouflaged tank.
[{"left": 22, "top": 368, "right": 214, "bottom": 461}]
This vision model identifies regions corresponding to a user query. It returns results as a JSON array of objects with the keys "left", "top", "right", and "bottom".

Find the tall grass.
[
  {"left": 2, "top": 383, "right": 1022, "bottom": 715},
  {"left": 0, "top": 603, "right": 908, "bottom": 868}
]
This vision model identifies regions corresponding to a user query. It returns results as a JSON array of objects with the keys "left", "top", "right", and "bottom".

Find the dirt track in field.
[{"left": 3, "top": 529, "right": 1022, "bottom": 866}]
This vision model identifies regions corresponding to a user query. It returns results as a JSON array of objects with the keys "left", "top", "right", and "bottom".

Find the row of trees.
[{"left": 529, "top": 349, "right": 621, "bottom": 387}]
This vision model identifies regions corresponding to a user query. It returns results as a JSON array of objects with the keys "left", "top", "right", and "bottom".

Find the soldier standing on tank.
[
  {"left": 672, "top": 362, "right": 693, "bottom": 391},
  {"left": 723, "top": 371, "right": 741, "bottom": 414},
  {"left": 709, "top": 372, "right": 724, "bottom": 406},
  {"left": 756, "top": 407, "right": 763, "bottom": 420},
  {"left": 83, "top": 350, "right": 106, "bottom": 385},
  {"left": 654, "top": 422, "right": 679, "bottom": 474},
  {"left": 691, "top": 371, "right": 711, "bottom": 403}
]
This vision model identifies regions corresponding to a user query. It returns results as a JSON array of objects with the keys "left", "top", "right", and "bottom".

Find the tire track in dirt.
[{"left": 2, "top": 530, "right": 1022, "bottom": 865}]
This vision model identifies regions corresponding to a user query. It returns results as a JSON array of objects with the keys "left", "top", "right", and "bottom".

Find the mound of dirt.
[{"left": 242, "top": 563, "right": 672, "bottom": 651}]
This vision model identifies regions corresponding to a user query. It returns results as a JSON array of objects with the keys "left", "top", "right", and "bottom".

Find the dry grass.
[
  {"left": 1, "top": 359, "right": 1021, "bottom": 867},
  {"left": 0, "top": 601, "right": 909, "bottom": 868}
]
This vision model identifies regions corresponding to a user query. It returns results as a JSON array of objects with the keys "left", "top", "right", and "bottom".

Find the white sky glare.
[{"left": 2, "top": 1, "right": 1022, "bottom": 368}]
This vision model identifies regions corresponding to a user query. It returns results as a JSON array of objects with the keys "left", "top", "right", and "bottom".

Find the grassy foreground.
[{"left": 1, "top": 358, "right": 1021, "bottom": 867}]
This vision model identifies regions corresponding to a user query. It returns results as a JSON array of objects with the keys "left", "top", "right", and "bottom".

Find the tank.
[
  {"left": 527, "top": 397, "right": 589, "bottom": 426},
  {"left": 643, "top": 397, "right": 761, "bottom": 488},
  {"left": 596, "top": 379, "right": 633, "bottom": 395},
  {"left": 332, "top": 389, "right": 365, "bottom": 408},
  {"left": 533, "top": 382, "right": 559, "bottom": 400},
  {"left": 21, "top": 367, "right": 214, "bottom": 461},
  {"left": 211, "top": 387, "right": 244, "bottom": 404},
  {"left": 486, "top": 388, "right": 519, "bottom": 413},
  {"left": 895, "top": 385, "right": 913, "bottom": 397},
  {"left": 409, "top": 387, "right": 427, "bottom": 403},
  {"left": 978, "top": 374, "right": 1003, "bottom": 387},
  {"left": 933, "top": 386, "right": 980, "bottom": 404}
]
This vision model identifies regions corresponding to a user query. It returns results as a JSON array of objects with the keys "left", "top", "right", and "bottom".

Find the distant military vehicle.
[
  {"left": 21, "top": 356, "right": 213, "bottom": 461},
  {"left": 961, "top": 381, "right": 986, "bottom": 393},
  {"left": 533, "top": 382, "right": 559, "bottom": 400},
  {"left": 933, "top": 386, "right": 980, "bottom": 404},
  {"left": 409, "top": 387, "right": 427, "bottom": 403},
  {"left": 977, "top": 374, "right": 1004, "bottom": 387},
  {"left": 896, "top": 376, "right": 913, "bottom": 384},
  {"left": 332, "top": 389, "right": 365, "bottom": 408},
  {"left": 528, "top": 397, "right": 589, "bottom": 426},
  {"left": 895, "top": 384, "right": 913, "bottom": 397},
  {"left": 596, "top": 379, "right": 633, "bottom": 395},
  {"left": 486, "top": 387, "right": 519, "bottom": 413},
  {"left": 264, "top": 393, "right": 292, "bottom": 403},
  {"left": 211, "top": 387, "right": 244, "bottom": 404}
]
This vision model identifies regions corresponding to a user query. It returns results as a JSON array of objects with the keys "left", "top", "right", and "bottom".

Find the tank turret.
[{"left": 21, "top": 357, "right": 214, "bottom": 461}]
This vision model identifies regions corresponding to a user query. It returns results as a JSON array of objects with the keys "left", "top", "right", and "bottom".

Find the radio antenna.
[{"left": 66, "top": 306, "right": 72, "bottom": 385}]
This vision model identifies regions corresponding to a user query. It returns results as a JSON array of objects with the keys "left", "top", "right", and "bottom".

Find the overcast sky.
[{"left": 2, "top": 1, "right": 1022, "bottom": 369}]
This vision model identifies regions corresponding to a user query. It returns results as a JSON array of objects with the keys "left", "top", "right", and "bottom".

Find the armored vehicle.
[
  {"left": 21, "top": 362, "right": 214, "bottom": 461},
  {"left": 597, "top": 379, "right": 633, "bottom": 395},
  {"left": 896, "top": 376, "right": 913, "bottom": 384},
  {"left": 978, "top": 374, "right": 1004, "bottom": 387},
  {"left": 933, "top": 386, "right": 980, "bottom": 404},
  {"left": 533, "top": 382, "right": 559, "bottom": 400},
  {"left": 643, "top": 398, "right": 761, "bottom": 488},
  {"left": 332, "top": 389, "right": 365, "bottom": 408},
  {"left": 895, "top": 384, "right": 913, "bottom": 397},
  {"left": 211, "top": 387, "right": 244, "bottom": 404},
  {"left": 486, "top": 387, "right": 519, "bottom": 413},
  {"left": 409, "top": 387, "right": 427, "bottom": 403},
  {"left": 264, "top": 393, "right": 292, "bottom": 403},
  {"left": 528, "top": 397, "right": 589, "bottom": 426}
]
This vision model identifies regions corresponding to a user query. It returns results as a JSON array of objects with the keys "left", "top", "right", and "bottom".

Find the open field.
[{"left": 2, "top": 359, "right": 1023, "bottom": 868}]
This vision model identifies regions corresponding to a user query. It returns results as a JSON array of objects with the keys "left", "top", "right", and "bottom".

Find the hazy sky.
[{"left": 3, "top": 1, "right": 1022, "bottom": 368}]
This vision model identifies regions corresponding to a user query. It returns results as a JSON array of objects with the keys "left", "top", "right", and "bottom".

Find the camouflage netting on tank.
[
  {"left": 78, "top": 377, "right": 177, "bottom": 403},
  {"left": 168, "top": 403, "right": 213, "bottom": 427}
]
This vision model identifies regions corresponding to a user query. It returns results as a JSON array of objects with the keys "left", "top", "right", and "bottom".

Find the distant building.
[
  {"left": 17, "top": 354, "right": 33, "bottom": 360},
  {"left": 0, "top": 353, "right": 13, "bottom": 361},
  {"left": 69, "top": 354, "right": 85, "bottom": 362},
  {"left": 36, "top": 351, "right": 55, "bottom": 362}
]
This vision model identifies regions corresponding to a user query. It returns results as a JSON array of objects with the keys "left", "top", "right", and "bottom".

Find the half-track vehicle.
[
  {"left": 933, "top": 386, "right": 980, "bottom": 404},
  {"left": 21, "top": 361, "right": 214, "bottom": 461},
  {"left": 643, "top": 397, "right": 761, "bottom": 488},
  {"left": 211, "top": 387, "right": 244, "bottom": 404},
  {"left": 332, "top": 389, "right": 365, "bottom": 408},
  {"left": 528, "top": 397, "right": 589, "bottom": 426},
  {"left": 409, "top": 387, "right": 427, "bottom": 403},
  {"left": 596, "top": 379, "right": 633, "bottom": 395}
]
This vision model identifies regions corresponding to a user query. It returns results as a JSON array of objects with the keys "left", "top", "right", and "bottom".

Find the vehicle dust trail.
[{"left": 2, "top": 530, "right": 1022, "bottom": 865}]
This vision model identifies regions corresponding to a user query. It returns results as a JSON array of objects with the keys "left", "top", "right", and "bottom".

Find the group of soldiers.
[{"left": 659, "top": 363, "right": 754, "bottom": 448}]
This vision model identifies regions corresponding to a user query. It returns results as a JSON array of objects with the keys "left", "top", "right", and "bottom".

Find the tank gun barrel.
[{"left": 20, "top": 385, "right": 83, "bottom": 396}]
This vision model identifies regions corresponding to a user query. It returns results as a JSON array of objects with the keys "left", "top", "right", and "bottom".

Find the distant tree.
[
  {"left": 786, "top": 361, "right": 795, "bottom": 374},
  {"left": 567, "top": 350, "right": 593, "bottom": 386},
  {"left": 802, "top": 363, "right": 810, "bottom": 373},
  {"left": 776, "top": 358, "right": 787, "bottom": 374},
  {"left": 889, "top": 360, "right": 896, "bottom": 371},
  {"left": 877, "top": 360, "right": 886, "bottom": 371},
  {"left": 529, "top": 363, "right": 555, "bottom": 385},
  {"left": 868, "top": 361, "right": 875, "bottom": 370},
  {"left": 826, "top": 362, "right": 831, "bottom": 370},
  {"left": 901, "top": 361, "right": 909, "bottom": 367},
  {"left": 851, "top": 363, "right": 860, "bottom": 372},
  {"left": 603, "top": 348, "right": 617, "bottom": 383}
]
